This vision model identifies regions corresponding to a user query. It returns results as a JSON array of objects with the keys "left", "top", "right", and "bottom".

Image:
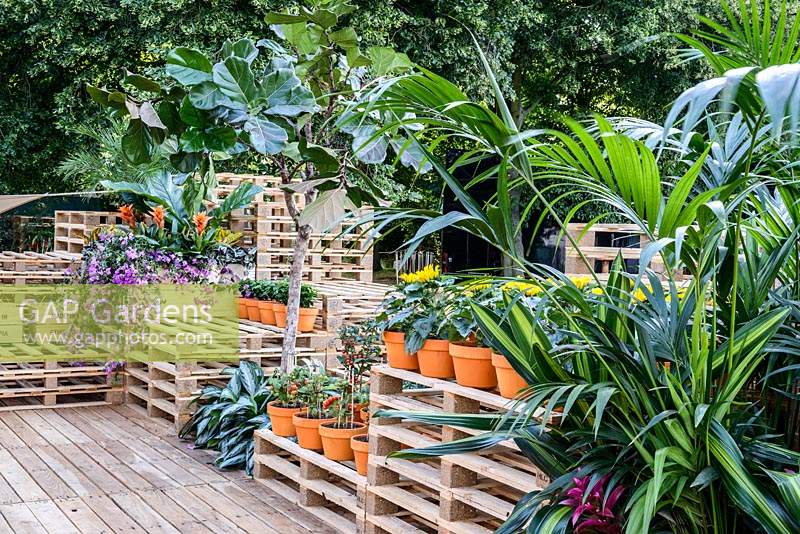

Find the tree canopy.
[{"left": 0, "top": 0, "right": 715, "bottom": 194}]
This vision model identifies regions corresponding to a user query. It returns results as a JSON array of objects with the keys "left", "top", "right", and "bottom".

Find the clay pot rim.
[
  {"left": 292, "top": 412, "right": 333, "bottom": 421},
  {"left": 351, "top": 434, "right": 369, "bottom": 443},
  {"left": 420, "top": 338, "right": 450, "bottom": 349},
  {"left": 268, "top": 400, "right": 306, "bottom": 410},
  {"left": 298, "top": 307, "right": 319, "bottom": 314},
  {"left": 450, "top": 343, "right": 492, "bottom": 360},
  {"left": 320, "top": 421, "right": 367, "bottom": 430}
]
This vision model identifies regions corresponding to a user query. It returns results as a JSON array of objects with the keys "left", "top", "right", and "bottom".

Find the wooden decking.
[{"left": 0, "top": 405, "right": 334, "bottom": 533}]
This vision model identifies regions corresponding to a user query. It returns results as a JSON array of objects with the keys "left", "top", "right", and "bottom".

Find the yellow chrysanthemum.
[
  {"left": 400, "top": 264, "right": 440, "bottom": 284},
  {"left": 570, "top": 275, "right": 592, "bottom": 290},
  {"left": 502, "top": 280, "right": 543, "bottom": 297},
  {"left": 591, "top": 287, "right": 604, "bottom": 295}
]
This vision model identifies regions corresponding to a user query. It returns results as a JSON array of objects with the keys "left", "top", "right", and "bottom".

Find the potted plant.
[
  {"left": 448, "top": 282, "right": 499, "bottom": 389},
  {"left": 274, "top": 281, "right": 320, "bottom": 332},
  {"left": 254, "top": 280, "right": 277, "bottom": 326},
  {"left": 350, "top": 434, "right": 369, "bottom": 475},
  {"left": 292, "top": 370, "right": 336, "bottom": 450},
  {"left": 337, "top": 321, "right": 380, "bottom": 420},
  {"left": 238, "top": 280, "right": 255, "bottom": 319},
  {"left": 489, "top": 283, "right": 541, "bottom": 398},
  {"left": 395, "top": 266, "right": 456, "bottom": 378},
  {"left": 377, "top": 289, "right": 418, "bottom": 370},
  {"left": 240, "top": 279, "right": 261, "bottom": 321},
  {"left": 266, "top": 367, "right": 308, "bottom": 437},
  {"left": 319, "top": 381, "right": 368, "bottom": 461}
]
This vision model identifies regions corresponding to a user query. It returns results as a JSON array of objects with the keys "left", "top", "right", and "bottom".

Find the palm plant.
[
  {"left": 343, "top": 1, "right": 800, "bottom": 532},
  {"left": 179, "top": 361, "right": 272, "bottom": 475}
]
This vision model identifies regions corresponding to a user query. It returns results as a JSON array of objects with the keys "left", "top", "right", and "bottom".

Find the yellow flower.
[
  {"left": 502, "top": 280, "right": 543, "bottom": 297},
  {"left": 400, "top": 264, "right": 440, "bottom": 284},
  {"left": 591, "top": 287, "right": 604, "bottom": 295},
  {"left": 570, "top": 275, "right": 592, "bottom": 290}
]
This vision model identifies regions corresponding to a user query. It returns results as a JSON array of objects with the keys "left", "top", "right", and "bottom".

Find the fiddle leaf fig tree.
[{"left": 87, "top": 0, "right": 421, "bottom": 371}]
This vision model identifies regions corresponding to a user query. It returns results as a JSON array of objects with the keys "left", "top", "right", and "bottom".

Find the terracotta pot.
[
  {"left": 258, "top": 300, "right": 276, "bottom": 325},
  {"left": 273, "top": 303, "right": 287, "bottom": 328},
  {"left": 319, "top": 422, "right": 368, "bottom": 461},
  {"left": 417, "top": 339, "right": 454, "bottom": 379},
  {"left": 267, "top": 401, "right": 306, "bottom": 437},
  {"left": 245, "top": 299, "right": 261, "bottom": 322},
  {"left": 351, "top": 434, "right": 369, "bottom": 475},
  {"left": 450, "top": 343, "right": 497, "bottom": 389},
  {"left": 491, "top": 353, "right": 528, "bottom": 398},
  {"left": 349, "top": 402, "right": 368, "bottom": 423},
  {"left": 293, "top": 413, "right": 335, "bottom": 450},
  {"left": 238, "top": 298, "right": 248, "bottom": 319},
  {"left": 359, "top": 407, "right": 369, "bottom": 424},
  {"left": 383, "top": 331, "right": 418, "bottom": 370},
  {"left": 297, "top": 307, "right": 319, "bottom": 332}
]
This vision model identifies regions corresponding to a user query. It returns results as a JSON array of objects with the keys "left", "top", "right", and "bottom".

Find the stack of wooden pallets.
[{"left": 53, "top": 211, "right": 124, "bottom": 254}]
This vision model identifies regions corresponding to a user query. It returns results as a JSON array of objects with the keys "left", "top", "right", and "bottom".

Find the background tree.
[{"left": 2, "top": 0, "right": 715, "bottom": 199}]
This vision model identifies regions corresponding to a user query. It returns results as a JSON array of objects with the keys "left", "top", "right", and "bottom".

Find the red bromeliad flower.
[
  {"left": 559, "top": 474, "right": 624, "bottom": 533},
  {"left": 193, "top": 213, "right": 210, "bottom": 236},
  {"left": 150, "top": 206, "right": 165, "bottom": 229},
  {"left": 119, "top": 204, "right": 136, "bottom": 229}
]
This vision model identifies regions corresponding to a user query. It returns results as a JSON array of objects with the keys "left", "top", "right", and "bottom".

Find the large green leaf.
[
  {"left": 212, "top": 56, "right": 257, "bottom": 106},
  {"left": 188, "top": 81, "right": 226, "bottom": 110},
  {"left": 298, "top": 187, "right": 357, "bottom": 230},
  {"left": 243, "top": 116, "right": 287, "bottom": 154},
  {"left": 368, "top": 47, "right": 413, "bottom": 76},
  {"left": 166, "top": 47, "right": 213, "bottom": 85},
  {"left": 121, "top": 119, "right": 154, "bottom": 164}
]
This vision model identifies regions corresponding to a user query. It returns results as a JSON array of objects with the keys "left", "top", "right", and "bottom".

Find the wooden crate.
[
  {"left": 253, "top": 427, "right": 366, "bottom": 533},
  {"left": 0, "top": 344, "right": 124, "bottom": 410},
  {"left": 0, "top": 251, "right": 78, "bottom": 284},
  {"left": 365, "top": 365, "right": 548, "bottom": 534},
  {"left": 564, "top": 222, "right": 665, "bottom": 276}
]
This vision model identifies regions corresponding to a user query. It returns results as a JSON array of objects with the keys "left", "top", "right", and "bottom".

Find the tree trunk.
[{"left": 280, "top": 221, "right": 311, "bottom": 372}]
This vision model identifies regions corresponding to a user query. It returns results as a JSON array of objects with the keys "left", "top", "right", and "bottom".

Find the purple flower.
[{"left": 560, "top": 474, "right": 624, "bottom": 534}]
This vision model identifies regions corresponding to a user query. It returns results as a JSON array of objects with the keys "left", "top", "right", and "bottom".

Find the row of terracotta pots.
[
  {"left": 384, "top": 331, "right": 528, "bottom": 398},
  {"left": 267, "top": 400, "right": 371, "bottom": 466},
  {"left": 239, "top": 298, "right": 319, "bottom": 332}
]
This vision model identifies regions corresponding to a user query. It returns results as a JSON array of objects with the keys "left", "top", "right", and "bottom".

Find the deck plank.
[{"left": 1, "top": 406, "right": 318, "bottom": 534}]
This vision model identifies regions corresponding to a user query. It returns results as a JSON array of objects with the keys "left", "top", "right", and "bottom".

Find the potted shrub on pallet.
[
  {"left": 398, "top": 266, "right": 456, "bottom": 379},
  {"left": 319, "top": 382, "right": 367, "bottom": 461},
  {"left": 274, "top": 280, "right": 319, "bottom": 332},
  {"left": 448, "top": 281, "right": 500, "bottom": 389},
  {"left": 254, "top": 280, "right": 277, "bottom": 326},
  {"left": 337, "top": 321, "right": 380, "bottom": 421},
  {"left": 292, "top": 370, "right": 335, "bottom": 450},
  {"left": 266, "top": 367, "right": 308, "bottom": 437}
]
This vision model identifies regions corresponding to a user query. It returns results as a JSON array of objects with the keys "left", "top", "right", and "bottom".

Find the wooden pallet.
[
  {"left": 313, "top": 280, "right": 388, "bottom": 331},
  {"left": 253, "top": 427, "right": 367, "bottom": 533},
  {"left": 564, "top": 222, "right": 665, "bottom": 276},
  {"left": 365, "top": 365, "right": 548, "bottom": 534},
  {"left": 0, "top": 251, "right": 78, "bottom": 284},
  {"left": 0, "top": 345, "right": 124, "bottom": 409}
]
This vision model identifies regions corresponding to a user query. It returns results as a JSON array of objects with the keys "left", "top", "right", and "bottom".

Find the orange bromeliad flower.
[
  {"left": 118, "top": 204, "right": 136, "bottom": 229},
  {"left": 193, "top": 213, "right": 211, "bottom": 236},
  {"left": 150, "top": 206, "right": 165, "bottom": 230}
]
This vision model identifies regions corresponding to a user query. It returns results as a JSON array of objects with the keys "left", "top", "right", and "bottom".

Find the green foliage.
[
  {"left": 266, "top": 365, "right": 309, "bottom": 406},
  {"left": 179, "top": 361, "right": 272, "bottom": 475},
  {"left": 101, "top": 171, "right": 261, "bottom": 253},
  {"left": 360, "top": 1, "right": 800, "bottom": 531},
  {"left": 270, "top": 279, "right": 317, "bottom": 307}
]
